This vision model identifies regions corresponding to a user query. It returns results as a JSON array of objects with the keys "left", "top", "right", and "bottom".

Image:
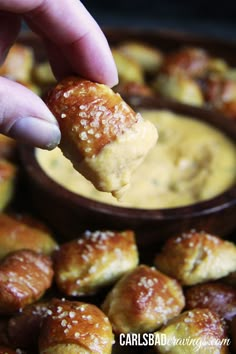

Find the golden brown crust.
[
  {"left": 154, "top": 230, "right": 236, "bottom": 285},
  {"left": 161, "top": 47, "right": 209, "bottom": 78},
  {"left": 53, "top": 230, "right": 138, "bottom": 296},
  {"left": 46, "top": 76, "right": 140, "bottom": 159},
  {"left": 0, "top": 250, "right": 54, "bottom": 314},
  {"left": 0, "top": 213, "right": 58, "bottom": 259},
  {"left": 185, "top": 282, "right": 236, "bottom": 321},
  {"left": 102, "top": 265, "right": 185, "bottom": 334},
  {"left": 154, "top": 308, "right": 229, "bottom": 353},
  {"left": 46, "top": 77, "right": 158, "bottom": 195},
  {"left": 38, "top": 299, "right": 113, "bottom": 354}
]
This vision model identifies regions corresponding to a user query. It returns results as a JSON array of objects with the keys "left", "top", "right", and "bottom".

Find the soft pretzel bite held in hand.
[
  {"left": 46, "top": 77, "right": 157, "bottom": 197},
  {"left": 0, "top": 213, "right": 58, "bottom": 260},
  {"left": 154, "top": 230, "right": 236, "bottom": 285},
  {"left": 102, "top": 265, "right": 185, "bottom": 334},
  {"left": 54, "top": 230, "right": 138, "bottom": 296},
  {"left": 185, "top": 282, "right": 236, "bottom": 322},
  {"left": 39, "top": 299, "right": 114, "bottom": 354},
  {"left": 0, "top": 250, "right": 53, "bottom": 314},
  {"left": 154, "top": 308, "right": 229, "bottom": 353}
]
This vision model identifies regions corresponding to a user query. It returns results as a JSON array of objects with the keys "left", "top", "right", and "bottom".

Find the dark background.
[{"left": 82, "top": 0, "right": 236, "bottom": 40}]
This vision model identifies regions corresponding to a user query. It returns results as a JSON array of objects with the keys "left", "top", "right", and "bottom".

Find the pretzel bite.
[
  {"left": 0, "top": 159, "right": 17, "bottom": 211},
  {"left": 54, "top": 230, "right": 138, "bottom": 296},
  {"left": 117, "top": 41, "right": 163, "bottom": 74},
  {"left": 0, "top": 249, "right": 54, "bottom": 314},
  {"left": 161, "top": 47, "right": 209, "bottom": 78},
  {"left": 6, "top": 302, "right": 50, "bottom": 351},
  {"left": 185, "top": 282, "right": 236, "bottom": 322},
  {"left": 200, "top": 75, "right": 236, "bottom": 119},
  {"left": 0, "top": 44, "right": 34, "bottom": 82},
  {"left": 153, "top": 73, "right": 204, "bottom": 106},
  {"left": 0, "top": 213, "right": 58, "bottom": 260},
  {"left": 46, "top": 77, "right": 158, "bottom": 197},
  {"left": 112, "top": 49, "right": 144, "bottom": 84},
  {"left": 102, "top": 265, "right": 185, "bottom": 334},
  {"left": 33, "top": 61, "right": 56, "bottom": 86},
  {"left": 154, "top": 308, "right": 229, "bottom": 353},
  {"left": 154, "top": 230, "right": 236, "bottom": 285},
  {"left": 39, "top": 299, "right": 114, "bottom": 354},
  {"left": 114, "top": 81, "right": 154, "bottom": 98}
]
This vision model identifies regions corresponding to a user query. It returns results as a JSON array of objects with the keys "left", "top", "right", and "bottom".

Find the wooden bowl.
[
  {"left": 16, "top": 29, "right": 236, "bottom": 249},
  {"left": 19, "top": 97, "right": 236, "bottom": 249}
]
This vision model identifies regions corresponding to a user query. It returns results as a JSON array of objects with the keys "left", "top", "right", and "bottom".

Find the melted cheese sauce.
[{"left": 36, "top": 110, "right": 236, "bottom": 209}]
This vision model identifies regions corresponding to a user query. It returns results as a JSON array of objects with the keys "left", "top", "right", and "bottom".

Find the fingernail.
[{"left": 9, "top": 117, "right": 61, "bottom": 150}]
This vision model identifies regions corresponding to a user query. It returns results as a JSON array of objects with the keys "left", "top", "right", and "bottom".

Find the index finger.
[{"left": 0, "top": 0, "right": 118, "bottom": 86}]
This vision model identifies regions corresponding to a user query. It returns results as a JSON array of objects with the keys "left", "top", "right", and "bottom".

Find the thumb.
[{"left": 0, "top": 77, "right": 61, "bottom": 149}]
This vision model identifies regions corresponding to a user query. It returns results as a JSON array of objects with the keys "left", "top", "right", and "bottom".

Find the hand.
[{"left": 0, "top": 0, "right": 118, "bottom": 149}]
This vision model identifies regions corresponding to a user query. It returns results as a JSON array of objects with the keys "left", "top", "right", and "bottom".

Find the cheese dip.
[{"left": 36, "top": 110, "right": 236, "bottom": 209}]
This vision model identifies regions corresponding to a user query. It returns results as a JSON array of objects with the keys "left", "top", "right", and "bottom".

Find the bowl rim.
[{"left": 19, "top": 100, "right": 236, "bottom": 221}]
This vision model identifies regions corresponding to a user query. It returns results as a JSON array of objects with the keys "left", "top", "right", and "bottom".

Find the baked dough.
[
  {"left": 54, "top": 230, "right": 138, "bottom": 296},
  {"left": 154, "top": 230, "right": 236, "bottom": 285},
  {"left": 185, "top": 282, "right": 236, "bottom": 322},
  {"left": 0, "top": 250, "right": 53, "bottom": 314},
  {"left": 161, "top": 47, "right": 209, "bottom": 78},
  {"left": 46, "top": 77, "right": 158, "bottom": 198},
  {"left": 0, "top": 213, "right": 58, "bottom": 259},
  {"left": 39, "top": 299, "right": 113, "bottom": 354},
  {"left": 102, "top": 265, "right": 185, "bottom": 333},
  {"left": 154, "top": 308, "right": 228, "bottom": 353}
]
